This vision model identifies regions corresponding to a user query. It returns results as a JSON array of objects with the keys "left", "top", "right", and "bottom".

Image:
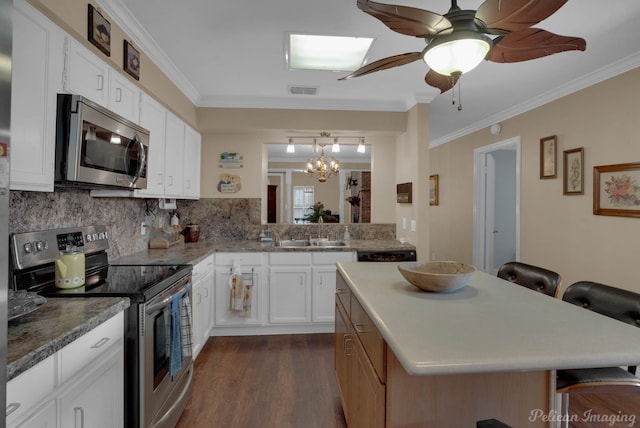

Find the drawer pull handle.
[
  {"left": 97, "top": 75, "right": 104, "bottom": 91},
  {"left": 336, "top": 288, "right": 348, "bottom": 295},
  {"left": 91, "top": 337, "right": 110, "bottom": 349},
  {"left": 6, "top": 402, "right": 20, "bottom": 416},
  {"left": 344, "top": 336, "right": 353, "bottom": 356},
  {"left": 354, "top": 323, "right": 368, "bottom": 333},
  {"left": 75, "top": 406, "right": 85, "bottom": 427}
]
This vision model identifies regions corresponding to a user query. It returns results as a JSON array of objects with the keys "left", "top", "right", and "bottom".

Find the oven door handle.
[{"left": 146, "top": 281, "right": 190, "bottom": 315}]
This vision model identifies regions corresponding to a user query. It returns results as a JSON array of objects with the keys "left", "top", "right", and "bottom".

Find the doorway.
[{"left": 472, "top": 137, "right": 520, "bottom": 274}]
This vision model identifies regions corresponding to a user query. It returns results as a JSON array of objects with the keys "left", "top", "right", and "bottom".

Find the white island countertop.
[{"left": 337, "top": 261, "right": 640, "bottom": 376}]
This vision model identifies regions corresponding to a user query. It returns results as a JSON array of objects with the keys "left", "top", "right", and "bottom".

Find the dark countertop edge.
[{"left": 7, "top": 297, "right": 130, "bottom": 381}]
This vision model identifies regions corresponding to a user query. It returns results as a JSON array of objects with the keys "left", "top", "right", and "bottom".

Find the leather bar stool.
[
  {"left": 556, "top": 281, "right": 640, "bottom": 427},
  {"left": 497, "top": 261, "right": 561, "bottom": 297}
]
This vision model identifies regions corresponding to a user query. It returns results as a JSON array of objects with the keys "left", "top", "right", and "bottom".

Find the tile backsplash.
[{"left": 10, "top": 188, "right": 396, "bottom": 259}]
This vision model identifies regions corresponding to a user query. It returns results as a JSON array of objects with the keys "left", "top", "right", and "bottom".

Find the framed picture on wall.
[
  {"left": 88, "top": 4, "right": 111, "bottom": 56},
  {"left": 429, "top": 174, "right": 439, "bottom": 206},
  {"left": 540, "top": 135, "right": 557, "bottom": 179},
  {"left": 123, "top": 41, "right": 141, "bottom": 80},
  {"left": 594, "top": 162, "right": 640, "bottom": 217},
  {"left": 563, "top": 147, "right": 584, "bottom": 195}
]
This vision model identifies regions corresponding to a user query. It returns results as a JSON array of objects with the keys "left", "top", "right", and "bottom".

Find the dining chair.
[
  {"left": 556, "top": 281, "right": 640, "bottom": 427},
  {"left": 496, "top": 261, "right": 561, "bottom": 297}
]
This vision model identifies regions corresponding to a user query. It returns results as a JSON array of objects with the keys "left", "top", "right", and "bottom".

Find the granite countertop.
[
  {"left": 337, "top": 261, "right": 640, "bottom": 376},
  {"left": 113, "top": 238, "right": 415, "bottom": 266},
  {"left": 7, "top": 297, "right": 129, "bottom": 381}
]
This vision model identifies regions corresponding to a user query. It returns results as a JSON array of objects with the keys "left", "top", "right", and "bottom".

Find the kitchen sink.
[
  {"left": 273, "top": 240, "right": 348, "bottom": 248},
  {"left": 273, "top": 240, "right": 312, "bottom": 247}
]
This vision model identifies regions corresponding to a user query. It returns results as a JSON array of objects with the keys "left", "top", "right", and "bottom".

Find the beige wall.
[
  {"left": 28, "top": 0, "right": 197, "bottom": 127},
  {"left": 430, "top": 67, "right": 640, "bottom": 294}
]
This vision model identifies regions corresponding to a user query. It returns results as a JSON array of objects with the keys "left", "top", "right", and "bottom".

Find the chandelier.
[{"left": 306, "top": 144, "right": 339, "bottom": 183}]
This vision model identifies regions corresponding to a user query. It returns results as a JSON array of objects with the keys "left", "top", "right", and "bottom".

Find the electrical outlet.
[
  {"left": 431, "top": 252, "right": 436, "bottom": 261},
  {"left": 410, "top": 220, "right": 416, "bottom": 232},
  {"left": 140, "top": 222, "right": 146, "bottom": 235},
  {"left": 402, "top": 217, "right": 406, "bottom": 229}
]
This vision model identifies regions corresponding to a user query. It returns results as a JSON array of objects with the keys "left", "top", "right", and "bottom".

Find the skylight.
[{"left": 288, "top": 34, "right": 373, "bottom": 72}]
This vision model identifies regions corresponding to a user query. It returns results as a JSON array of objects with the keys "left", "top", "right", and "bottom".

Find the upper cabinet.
[
  {"left": 10, "top": 1, "right": 201, "bottom": 198},
  {"left": 10, "top": 0, "right": 65, "bottom": 192}
]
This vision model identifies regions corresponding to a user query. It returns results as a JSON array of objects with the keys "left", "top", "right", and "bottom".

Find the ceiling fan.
[{"left": 340, "top": 0, "right": 586, "bottom": 95}]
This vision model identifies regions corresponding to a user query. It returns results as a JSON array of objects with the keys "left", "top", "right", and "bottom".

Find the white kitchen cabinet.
[
  {"left": 214, "top": 253, "right": 265, "bottom": 327},
  {"left": 57, "top": 343, "right": 124, "bottom": 428},
  {"left": 64, "top": 37, "right": 110, "bottom": 106},
  {"left": 108, "top": 71, "right": 140, "bottom": 124},
  {"left": 311, "top": 252, "right": 355, "bottom": 323},
  {"left": 134, "top": 93, "right": 167, "bottom": 198},
  {"left": 6, "top": 313, "right": 124, "bottom": 428},
  {"left": 269, "top": 253, "right": 312, "bottom": 324},
  {"left": 182, "top": 125, "right": 201, "bottom": 199},
  {"left": 192, "top": 255, "right": 214, "bottom": 359},
  {"left": 9, "top": 0, "right": 65, "bottom": 192},
  {"left": 163, "top": 111, "right": 186, "bottom": 198}
]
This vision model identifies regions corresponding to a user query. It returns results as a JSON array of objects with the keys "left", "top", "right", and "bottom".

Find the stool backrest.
[
  {"left": 562, "top": 281, "right": 640, "bottom": 328},
  {"left": 497, "top": 261, "right": 561, "bottom": 297}
]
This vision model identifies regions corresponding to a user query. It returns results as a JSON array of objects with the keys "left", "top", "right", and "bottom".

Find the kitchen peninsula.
[{"left": 335, "top": 262, "right": 640, "bottom": 427}]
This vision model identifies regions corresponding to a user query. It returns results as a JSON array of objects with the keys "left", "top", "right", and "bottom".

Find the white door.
[{"left": 473, "top": 138, "right": 520, "bottom": 274}]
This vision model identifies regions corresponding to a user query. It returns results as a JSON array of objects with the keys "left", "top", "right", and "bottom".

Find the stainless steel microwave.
[{"left": 55, "top": 94, "right": 149, "bottom": 190}]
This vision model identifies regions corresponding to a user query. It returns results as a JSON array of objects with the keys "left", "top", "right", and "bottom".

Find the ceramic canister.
[{"left": 55, "top": 246, "right": 86, "bottom": 289}]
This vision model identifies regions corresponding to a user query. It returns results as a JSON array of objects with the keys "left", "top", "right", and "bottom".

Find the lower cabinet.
[
  {"left": 214, "top": 253, "right": 265, "bottom": 327},
  {"left": 7, "top": 313, "right": 124, "bottom": 428},
  {"left": 192, "top": 255, "right": 214, "bottom": 359},
  {"left": 269, "top": 255, "right": 311, "bottom": 324}
]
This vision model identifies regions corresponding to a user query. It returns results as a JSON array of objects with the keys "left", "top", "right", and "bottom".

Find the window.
[{"left": 293, "top": 186, "right": 314, "bottom": 223}]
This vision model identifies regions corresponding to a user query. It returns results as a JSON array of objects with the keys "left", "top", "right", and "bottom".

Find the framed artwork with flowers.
[
  {"left": 594, "top": 162, "right": 640, "bottom": 217},
  {"left": 563, "top": 147, "right": 584, "bottom": 195}
]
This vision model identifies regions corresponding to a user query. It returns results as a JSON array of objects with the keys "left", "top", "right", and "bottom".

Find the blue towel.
[{"left": 169, "top": 292, "right": 184, "bottom": 376}]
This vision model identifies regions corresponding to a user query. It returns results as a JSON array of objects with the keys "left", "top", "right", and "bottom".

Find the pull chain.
[{"left": 450, "top": 72, "right": 463, "bottom": 111}]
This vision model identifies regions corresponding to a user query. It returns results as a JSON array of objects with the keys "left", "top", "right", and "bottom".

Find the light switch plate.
[{"left": 410, "top": 220, "right": 416, "bottom": 232}]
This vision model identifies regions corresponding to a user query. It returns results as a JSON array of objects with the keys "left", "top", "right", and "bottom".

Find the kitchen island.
[{"left": 335, "top": 262, "right": 640, "bottom": 427}]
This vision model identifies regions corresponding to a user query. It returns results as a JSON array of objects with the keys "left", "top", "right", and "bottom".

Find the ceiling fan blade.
[
  {"left": 425, "top": 70, "right": 459, "bottom": 94},
  {"left": 487, "top": 28, "right": 586, "bottom": 63},
  {"left": 476, "top": 0, "right": 569, "bottom": 34},
  {"left": 339, "top": 52, "right": 422, "bottom": 80},
  {"left": 357, "top": 0, "right": 451, "bottom": 37}
]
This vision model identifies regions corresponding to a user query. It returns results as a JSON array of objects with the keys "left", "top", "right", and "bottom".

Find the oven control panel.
[{"left": 11, "top": 225, "right": 109, "bottom": 270}]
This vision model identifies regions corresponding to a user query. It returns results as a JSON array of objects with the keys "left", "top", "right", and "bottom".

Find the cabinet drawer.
[
  {"left": 336, "top": 273, "right": 351, "bottom": 314},
  {"left": 351, "top": 295, "right": 386, "bottom": 383},
  {"left": 59, "top": 312, "right": 124, "bottom": 384},
  {"left": 6, "top": 355, "right": 56, "bottom": 425},
  {"left": 269, "top": 252, "right": 312, "bottom": 265},
  {"left": 312, "top": 251, "right": 354, "bottom": 265},
  {"left": 216, "top": 252, "right": 263, "bottom": 267}
]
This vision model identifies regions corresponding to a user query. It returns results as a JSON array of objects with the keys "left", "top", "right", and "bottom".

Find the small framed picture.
[
  {"left": 594, "top": 162, "right": 640, "bottom": 218},
  {"left": 563, "top": 147, "right": 584, "bottom": 195},
  {"left": 540, "top": 135, "right": 557, "bottom": 179},
  {"left": 88, "top": 4, "right": 111, "bottom": 57},
  {"left": 429, "top": 174, "right": 439, "bottom": 206},
  {"left": 124, "top": 41, "right": 141, "bottom": 80}
]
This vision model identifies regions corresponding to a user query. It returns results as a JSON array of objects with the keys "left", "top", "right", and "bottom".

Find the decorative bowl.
[{"left": 397, "top": 261, "right": 476, "bottom": 292}]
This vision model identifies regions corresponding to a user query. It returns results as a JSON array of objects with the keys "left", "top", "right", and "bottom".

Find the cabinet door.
[
  {"left": 350, "top": 337, "right": 385, "bottom": 428},
  {"left": 334, "top": 303, "right": 352, "bottom": 426},
  {"left": 191, "top": 271, "right": 205, "bottom": 358},
  {"left": 65, "top": 37, "right": 109, "bottom": 105},
  {"left": 202, "top": 271, "right": 214, "bottom": 337},
  {"left": 182, "top": 126, "right": 201, "bottom": 199},
  {"left": 108, "top": 72, "right": 140, "bottom": 123},
  {"left": 10, "top": 0, "right": 64, "bottom": 192},
  {"left": 215, "top": 268, "right": 262, "bottom": 326},
  {"left": 269, "top": 267, "right": 311, "bottom": 323},
  {"left": 58, "top": 344, "right": 124, "bottom": 428},
  {"left": 312, "top": 267, "right": 338, "bottom": 322},
  {"left": 164, "top": 112, "right": 185, "bottom": 198},
  {"left": 135, "top": 93, "right": 166, "bottom": 198}
]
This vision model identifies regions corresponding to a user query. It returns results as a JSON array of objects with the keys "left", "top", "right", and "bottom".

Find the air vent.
[{"left": 288, "top": 85, "right": 319, "bottom": 96}]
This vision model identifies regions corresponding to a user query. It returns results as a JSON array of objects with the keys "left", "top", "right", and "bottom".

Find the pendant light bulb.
[
  {"left": 287, "top": 138, "right": 295, "bottom": 153},
  {"left": 332, "top": 138, "right": 340, "bottom": 153},
  {"left": 357, "top": 138, "right": 365, "bottom": 153}
]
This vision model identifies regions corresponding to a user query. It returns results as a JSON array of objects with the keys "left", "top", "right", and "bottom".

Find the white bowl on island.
[{"left": 397, "top": 261, "right": 476, "bottom": 292}]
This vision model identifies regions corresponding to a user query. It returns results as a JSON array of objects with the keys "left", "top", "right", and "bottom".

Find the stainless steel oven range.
[{"left": 11, "top": 225, "right": 193, "bottom": 428}]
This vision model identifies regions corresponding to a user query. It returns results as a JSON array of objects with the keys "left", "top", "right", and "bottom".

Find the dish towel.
[
  {"left": 229, "top": 272, "right": 252, "bottom": 316},
  {"left": 169, "top": 292, "right": 183, "bottom": 376},
  {"left": 181, "top": 283, "right": 193, "bottom": 358}
]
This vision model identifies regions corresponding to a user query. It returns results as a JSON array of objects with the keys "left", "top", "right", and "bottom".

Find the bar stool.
[
  {"left": 497, "top": 261, "right": 561, "bottom": 297},
  {"left": 556, "top": 281, "right": 640, "bottom": 427}
]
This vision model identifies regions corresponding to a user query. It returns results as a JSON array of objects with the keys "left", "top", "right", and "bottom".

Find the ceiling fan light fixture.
[{"left": 423, "top": 31, "right": 491, "bottom": 76}]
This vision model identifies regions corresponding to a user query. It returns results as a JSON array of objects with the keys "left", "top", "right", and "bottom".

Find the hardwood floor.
[
  {"left": 176, "top": 334, "right": 347, "bottom": 428},
  {"left": 177, "top": 333, "right": 640, "bottom": 428}
]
